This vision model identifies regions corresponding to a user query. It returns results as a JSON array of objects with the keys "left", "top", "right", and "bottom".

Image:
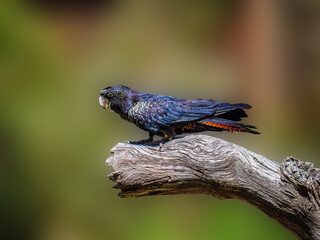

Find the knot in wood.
[
  {"left": 281, "top": 157, "right": 320, "bottom": 200},
  {"left": 281, "top": 157, "right": 314, "bottom": 185}
]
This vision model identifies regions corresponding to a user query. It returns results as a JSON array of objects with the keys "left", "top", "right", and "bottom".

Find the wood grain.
[{"left": 106, "top": 135, "right": 320, "bottom": 240}]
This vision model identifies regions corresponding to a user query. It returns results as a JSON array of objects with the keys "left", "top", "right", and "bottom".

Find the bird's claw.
[
  {"left": 159, "top": 142, "right": 163, "bottom": 151},
  {"left": 126, "top": 139, "right": 153, "bottom": 144}
]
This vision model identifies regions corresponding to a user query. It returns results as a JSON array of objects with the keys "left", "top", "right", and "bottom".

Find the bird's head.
[{"left": 99, "top": 85, "right": 134, "bottom": 114}]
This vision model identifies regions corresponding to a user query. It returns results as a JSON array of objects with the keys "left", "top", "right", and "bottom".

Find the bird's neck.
[{"left": 115, "top": 91, "right": 140, "bottom": 118}]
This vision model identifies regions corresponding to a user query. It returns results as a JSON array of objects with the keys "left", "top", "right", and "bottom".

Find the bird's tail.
[
  {"left": 198, "top": 117, "right": 260, "bottom": 134},
  {"left": 214, "top": 102, "right": 252, "bottom": 121}
]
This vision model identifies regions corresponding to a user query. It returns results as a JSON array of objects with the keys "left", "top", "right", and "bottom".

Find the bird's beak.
[{"left": 99, "top": 96, "right": 110, "bottom": 110}]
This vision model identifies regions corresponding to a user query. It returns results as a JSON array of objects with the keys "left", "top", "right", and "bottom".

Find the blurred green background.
[{"left": 1, "top": 0, "right": 319, "bottom": 239}]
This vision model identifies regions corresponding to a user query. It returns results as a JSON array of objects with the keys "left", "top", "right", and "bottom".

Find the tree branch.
[{"left": 106, "top": 135, "right": 320, "bottom": 240}]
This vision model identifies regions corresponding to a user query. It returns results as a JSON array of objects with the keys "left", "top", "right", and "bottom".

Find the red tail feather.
[{"left": 199, "top": 118, "right": 260, "bottom": 134}]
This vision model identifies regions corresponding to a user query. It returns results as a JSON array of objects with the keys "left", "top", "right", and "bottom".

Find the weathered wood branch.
[{"left": 106, "top": 135, "right": 320, "bottom": 240}]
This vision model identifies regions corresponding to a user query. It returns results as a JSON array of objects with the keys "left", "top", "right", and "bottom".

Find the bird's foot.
[
  {"left": 159, "top": 137, "right": 173, "bottom": 151},
  {"left": 125, "top": 139, "right": 153, "bottom": 144},
  {"left": 159, "top": 142, "right": 164, "bottom": 151}
]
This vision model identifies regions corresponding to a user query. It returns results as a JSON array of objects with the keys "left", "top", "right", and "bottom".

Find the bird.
[{"left": 99, "top": 85, "right": 259, "bottom": 148}]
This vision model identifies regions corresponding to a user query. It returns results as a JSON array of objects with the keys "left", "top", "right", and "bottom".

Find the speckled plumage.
[{"left": 99, "top": 85, "right": 259, "bottom": 145}]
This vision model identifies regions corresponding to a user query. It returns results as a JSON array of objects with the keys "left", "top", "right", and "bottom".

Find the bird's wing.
[{"left": 128, "top": 96, "right": 218, "bottom": 131}]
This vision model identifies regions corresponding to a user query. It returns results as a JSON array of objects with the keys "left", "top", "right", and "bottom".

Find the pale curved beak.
[
  {"left": 99, "top": 96, "right": 111, "bottom": 110},
  {"left": 99, "top": 96, "right": 107, "bottom": 109}
]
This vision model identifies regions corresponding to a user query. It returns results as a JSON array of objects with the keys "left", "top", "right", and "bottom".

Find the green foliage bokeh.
[{"left": 2, "top": 1, "right": 319, "bottom": 239}]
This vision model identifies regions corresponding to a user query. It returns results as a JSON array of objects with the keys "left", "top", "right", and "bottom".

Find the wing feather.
[{"left": 128, "top": 95, "right": 218, "bottom": 131}]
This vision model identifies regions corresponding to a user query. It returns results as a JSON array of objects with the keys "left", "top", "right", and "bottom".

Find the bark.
[{"left": 106, "top": 135, "right": 320, "bottom": 240}]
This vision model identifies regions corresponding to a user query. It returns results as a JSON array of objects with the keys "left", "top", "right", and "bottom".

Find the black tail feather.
[{"left": 215, "top": 103, "right": 251, "bottom": 121}]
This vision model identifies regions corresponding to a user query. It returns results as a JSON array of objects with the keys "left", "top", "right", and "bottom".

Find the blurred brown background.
[{"left": 1, "top": 0, "right": 319, "bottom": 239}]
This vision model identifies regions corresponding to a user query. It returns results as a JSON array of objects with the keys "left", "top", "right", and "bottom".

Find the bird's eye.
[{"left": 107, "top": 93, "right": 113, "bottom": 98}]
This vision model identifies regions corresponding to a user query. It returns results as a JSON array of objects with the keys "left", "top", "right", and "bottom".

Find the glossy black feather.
[{"left": 99, "top": 85, "right": 260, "bottom": 141}]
